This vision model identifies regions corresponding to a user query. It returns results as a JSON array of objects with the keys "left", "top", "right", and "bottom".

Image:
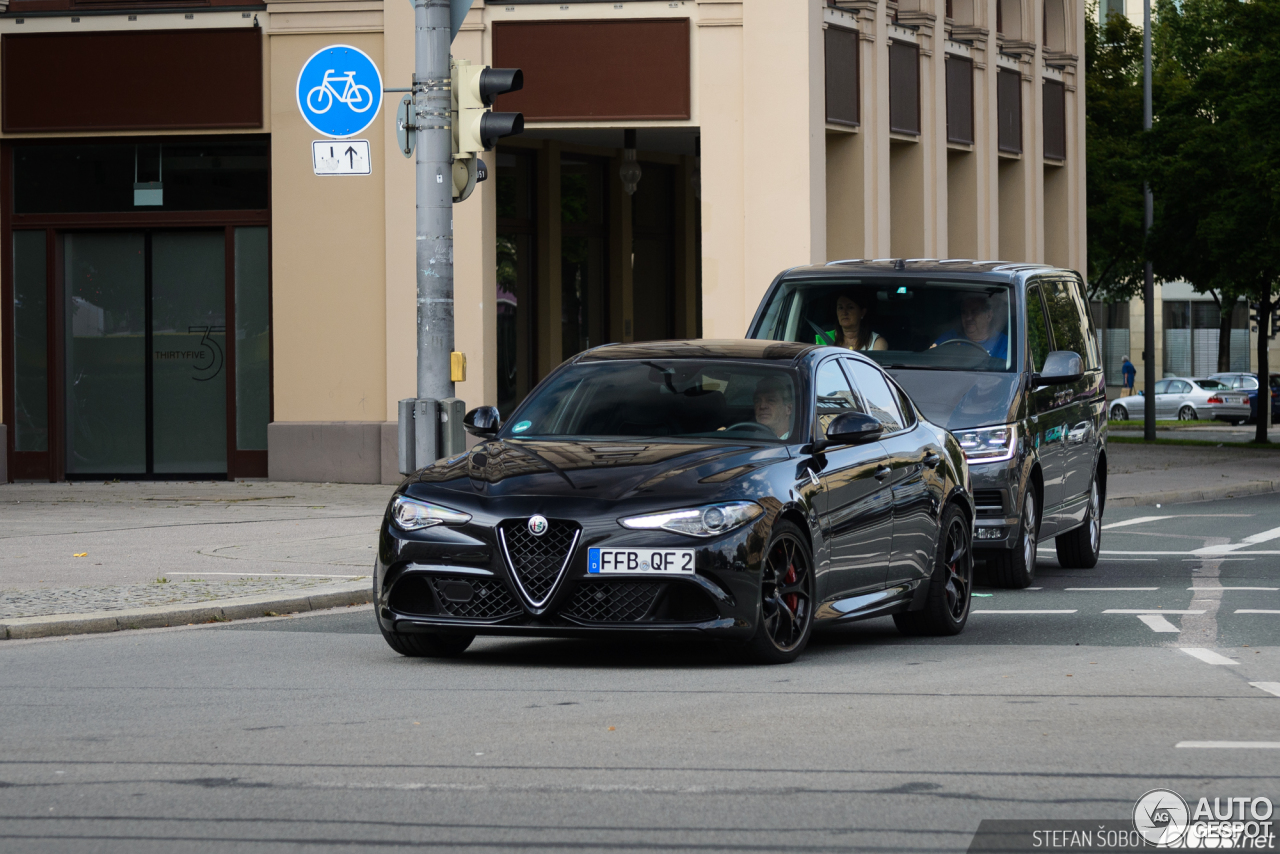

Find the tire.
[
  {"left": 1055, "top": 473, "right": 1102, "bottom": 569},
  {"left": 380, "top": 626, "right": 474, "bottom": 658},
  {"left": 740, "top": 521, "right": 815, "bottom": 665},
  {"left": 1178, "top": 405, "right": 1197, "bottom": 421},
  {"left": 1110, "top": 405, "right": 1128, "bottom": 421},
  {"left": 988, "top": 486, "right": 1038, "bottom": 589},
  {"left": 893, "top": 505, "right": 972, "bottom": 637}
]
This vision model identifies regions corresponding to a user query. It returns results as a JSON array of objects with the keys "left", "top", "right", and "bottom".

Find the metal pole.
[
  {"left": 1142, "top": 0, "right": 1156, "bottom": 442},
  {"left": 414, "top": 0, "right": 454, "bottom": 457}
]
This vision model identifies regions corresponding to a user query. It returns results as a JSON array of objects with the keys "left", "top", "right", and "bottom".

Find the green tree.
[
  {"left": 1084, "top": 5, "right": 1146, "bottom": 304},
  {"left": 1146, "top": 0, "right": 1280, "bottom": 442}
]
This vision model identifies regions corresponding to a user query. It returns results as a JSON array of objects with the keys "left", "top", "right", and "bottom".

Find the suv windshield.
[
  {"left": 753, "top": 279, "right": 1018, "bottom": 372},
  {"left": 502, "top": 361, "right": 801, "bottom": 442}
]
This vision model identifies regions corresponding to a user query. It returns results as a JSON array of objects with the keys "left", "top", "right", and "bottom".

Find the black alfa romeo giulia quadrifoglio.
[{"left": 375, "top": 340, "right": 975, "bottom": 664}]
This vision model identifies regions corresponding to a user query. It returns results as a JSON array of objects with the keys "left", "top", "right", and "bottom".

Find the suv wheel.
[
  {"left": 989, "top": 487, "right": 1037, "bottom": 589},
  {"left": 1056, "top": 474, "right": 1102, "bottom": 569}
]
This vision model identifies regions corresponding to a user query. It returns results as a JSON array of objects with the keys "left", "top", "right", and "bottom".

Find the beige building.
[{"left": 1, "top": 0, "right": 1087, "bottom": 484}]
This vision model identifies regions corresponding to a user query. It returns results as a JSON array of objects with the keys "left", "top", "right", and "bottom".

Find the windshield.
[
  {"left": 753, "top": 278, "right": 1018, "bottom": 372},
  {"left": 1195, "top": 379, "right": 1229, "bottom": 390},
  {"left": 501, "top": 361, "right": 800, "bottom": 442}
]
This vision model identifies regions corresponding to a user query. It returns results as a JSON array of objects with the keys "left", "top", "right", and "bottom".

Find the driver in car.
[
  {"left": 932, "top": 293, "right": 1009, "bottom": 359},
  {"left": 753, "top": 377, "right": 794, "bottom": 439}
]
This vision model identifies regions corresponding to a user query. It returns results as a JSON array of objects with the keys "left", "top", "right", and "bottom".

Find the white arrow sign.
[{"left": 312, "top": 139, "right": 371, "bottom": 176}]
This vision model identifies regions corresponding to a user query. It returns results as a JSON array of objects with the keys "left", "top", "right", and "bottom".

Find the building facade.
[{"left": 2, "top": 0, "right": 1087, "bottom": 484}]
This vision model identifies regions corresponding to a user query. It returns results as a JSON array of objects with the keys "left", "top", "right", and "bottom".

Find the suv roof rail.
[
  {"left": 990, "top": 263, "right": 1054, "bottom": 272},
  {"left": 825, "top": 258, "right": 865, "bottom": 266}
]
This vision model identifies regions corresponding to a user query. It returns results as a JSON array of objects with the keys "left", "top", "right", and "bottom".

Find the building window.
[
  {"left": 997, "top": 69, "right": 1022, "bottom": 154},
  {"left": 560, "top": 155, "right": 608, "bottom": 362},
  {"left": 496, "top": 149, "right": 538, "bottom": 419},
  {"left": 1043, "top": 79, "right": 1066, "bottom": 160},
  {"left": 946, "top": 55, "right": 974, "bottom": 145},
  {"left": 824, "top": 25, "right": 860, "bottom": 127},
  {"left": 1164, "top": 300, "right": 1251, "bottom": 376},
  {"left": 888, "top": 41, "right": 920, "bottom": 135}
]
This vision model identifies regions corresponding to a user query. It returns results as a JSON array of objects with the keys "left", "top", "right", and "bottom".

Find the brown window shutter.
[
  {"left": 824, "top": 26, "right": 860, "bottom": 127},
  {"left": 1043, "top": 79, "right": 1066, "bottom": 160},
  {"left": 888, "top": 41, "right": 920, "bottom": 135},
  {"left": 997, "top": 68, "right": 1022, "bottom": 153},
  {"left": 945, "top": 55, "right": 974, "bottom": 144}
]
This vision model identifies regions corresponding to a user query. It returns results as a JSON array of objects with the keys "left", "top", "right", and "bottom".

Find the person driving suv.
[{"left": 932, "top": 293, "right": 1009, "bottom": 359}]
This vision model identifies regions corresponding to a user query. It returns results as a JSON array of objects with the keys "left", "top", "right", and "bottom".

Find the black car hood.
[
  {"left": 887, "top": 369, "right": 1022, "bottom": 430},
  {"left": 407, "top": 438, "right": 792, "bottom": 500}
]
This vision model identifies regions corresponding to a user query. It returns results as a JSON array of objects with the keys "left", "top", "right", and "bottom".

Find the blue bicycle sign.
[{"left": 296, "top": 44, "right": 383, "bottom": 138}]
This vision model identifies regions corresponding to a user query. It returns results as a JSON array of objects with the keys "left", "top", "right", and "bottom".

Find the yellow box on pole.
[{"left": 450, "top": 351, "right": 467, "bottom": 383}]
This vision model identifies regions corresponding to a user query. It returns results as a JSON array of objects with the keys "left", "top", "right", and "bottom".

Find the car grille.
[
  {"left": 427, "top": 575, "right": 521, "bottom": 620},
  {"left": 974, "top": 489, "right": 1005, "bottom": 518},
  {"left": 498, "top": 519, "right": 580, "bottom": 606},
  {"left": 562, "top": 582, "right": 663, "bottom": 622}
]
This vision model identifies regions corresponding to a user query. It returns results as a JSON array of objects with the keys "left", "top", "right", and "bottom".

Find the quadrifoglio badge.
[{"left": 1134, "top": 788, "right": 1277, "bottom": 848}]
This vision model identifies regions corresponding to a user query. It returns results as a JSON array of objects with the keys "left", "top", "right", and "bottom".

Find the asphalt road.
[{"left": 1, "top": 494, "right": 1278, "bottom": 853}]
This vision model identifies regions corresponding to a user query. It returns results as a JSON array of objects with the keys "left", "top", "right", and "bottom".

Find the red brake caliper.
[{"left": 783, "top": 563, "right": 799, "bottom": 613}]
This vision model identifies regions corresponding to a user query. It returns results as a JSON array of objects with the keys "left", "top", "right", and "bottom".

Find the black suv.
[{"left": 748, "top": 260, "right": 1106, "bottom": 587}]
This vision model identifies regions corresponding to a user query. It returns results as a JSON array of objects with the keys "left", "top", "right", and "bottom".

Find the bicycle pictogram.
[{"left": 307, "top": 70, "right": 374, "bottom": 114}]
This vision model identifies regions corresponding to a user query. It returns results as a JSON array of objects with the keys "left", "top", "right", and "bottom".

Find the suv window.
[
  {"left": 1044, "top": 280, "right": 1091, "bottom": 366},
  {"left": 844, "top": 359, "right": 904, "bottom": 432},
  {"left": 1026, "top": 285, "right": 1051, "bottom": 372},
  {"left": 814, "top": 359, "right": 863, "bottom": 433}
]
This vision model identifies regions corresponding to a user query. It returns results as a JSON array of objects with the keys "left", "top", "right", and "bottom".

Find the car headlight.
[
  {"left": 390, "top": 496, "right": 471, "bottom": 531},
  {"left": 954, "top": 423, "right": 1017, "bottom": 463},
  {"left": 619, "top": 501, "right": 763, "bottom": 538}
]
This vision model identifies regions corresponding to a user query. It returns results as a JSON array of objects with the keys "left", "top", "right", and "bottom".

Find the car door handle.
[
  {"left": 923, "top": 451, "right": 941, "bottom": 469},
  {"left": 874, "top": 465, "right": 892, "bottom": 481}
]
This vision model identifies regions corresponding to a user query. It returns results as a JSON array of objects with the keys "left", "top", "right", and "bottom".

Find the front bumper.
[
  {"left": 968, "top": 457, "right": 1023, "bottom": 551},
  {"left": 374, "top": 513, "right": 763, "bottom": 640}
]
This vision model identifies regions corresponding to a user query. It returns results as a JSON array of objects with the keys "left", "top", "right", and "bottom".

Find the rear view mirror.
[
  {"left": 463, "top": 406, "right": 501, "bottom": 437},
  {"left": 822, "top": 411, "right": 883, "bottom": 447},
  {"left": 1033, "top": 351, "right": 1083, "bottom": 387}
]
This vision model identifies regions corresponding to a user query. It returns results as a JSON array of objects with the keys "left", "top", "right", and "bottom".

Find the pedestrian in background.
[{"left": 1121, "top": 356, "right": 1136, "bottom": 394}]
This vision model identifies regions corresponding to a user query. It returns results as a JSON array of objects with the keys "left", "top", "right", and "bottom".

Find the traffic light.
[
  {"left": 1249, "top": 302, "right": 1262, "bottom": 323},
  {"left": 449, "top": 58, "right": 523, "bottom": 202}
]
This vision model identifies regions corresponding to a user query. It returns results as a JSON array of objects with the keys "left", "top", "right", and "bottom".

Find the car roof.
[
  {"left": 575, "top": 339, "right": 820, "bottom": 364},
  {"left": 774, "top": 259, "right": 1073, "bottom": 280}
]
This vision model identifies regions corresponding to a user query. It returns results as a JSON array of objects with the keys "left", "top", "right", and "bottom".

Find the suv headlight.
[
  {"left": 954, "top": 423, "right": 1017, "bottom": 463},
  {"left": 620, "top": 501, "right": 763, "bottom": 538},
  {"left": 391, "top": 496, "right": 472, "bottom": 531}
]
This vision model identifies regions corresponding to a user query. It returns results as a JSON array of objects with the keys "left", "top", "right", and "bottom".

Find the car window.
[
  {"left": 1043, "top": 280, "right": 1091, "bottom": 365},
  {"left": 844, "top": 359, "right": 904, "bottom": 432},
  {"left": 1197, "top": 379, "right": 1229, "bottom": 391},
  {"left": 814, "top": 359, "right": 863, "bottom": 433},
  {"left": 1154, "top": 380, "right": 1171, "bottom": 394},
  {"left": 1025, "top": 285, "right": 1051, "bottom": 372},
  {"left": 1246, "top": 377, "right": 1260, "bottom": 389},
  {"left": 890, "top": 378, "right": 918, "bottom": 428}
]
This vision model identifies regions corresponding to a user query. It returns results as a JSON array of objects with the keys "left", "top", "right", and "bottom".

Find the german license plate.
[{"left": 587, "top": 548, "right": 696, "bottom": 575}]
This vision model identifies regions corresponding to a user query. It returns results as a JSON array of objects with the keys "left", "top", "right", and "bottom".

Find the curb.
[
  {"left": 0, "top": 580, "right": 372, "bottom": 641},
  {"left": 1109, "top": 479, "right": 1280, "bottom": 508}
]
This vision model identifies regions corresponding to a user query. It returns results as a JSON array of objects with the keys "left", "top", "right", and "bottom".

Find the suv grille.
[
  {"left": 562, "top": 582, "right": 663, "bottom": 622},
  {"left": 427, "top": 575, "right": 520, "bottom": 620},
  {"left": 975, "top": 489, "right": 1005, "bottom": 518},
  {"left": 498, "top": 519, "right": 580, "bottom": 607}
]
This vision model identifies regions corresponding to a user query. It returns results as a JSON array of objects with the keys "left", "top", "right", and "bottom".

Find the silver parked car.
[{"left": 1109, "top": 377, "right": 1250, "bottom": 423}]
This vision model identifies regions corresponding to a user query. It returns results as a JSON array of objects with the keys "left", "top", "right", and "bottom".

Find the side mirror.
[
  {"left": 823, "top": 411, "right": 883, "bottom": 447},
  {"left": 1033, "top": 351, "right": 1084, "bottom": 387},
  {"left": 463, "top": 406, "right": 501, "bottom": 438}
]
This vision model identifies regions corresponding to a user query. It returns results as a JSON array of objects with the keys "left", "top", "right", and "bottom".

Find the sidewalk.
[{"left": 2, "top": 441, "right": 1278, "bottom": 638}]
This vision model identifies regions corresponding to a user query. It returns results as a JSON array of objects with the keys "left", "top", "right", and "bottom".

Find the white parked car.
[{"left": 1109, "top": 377, "right": 1250, "bottom": 423}]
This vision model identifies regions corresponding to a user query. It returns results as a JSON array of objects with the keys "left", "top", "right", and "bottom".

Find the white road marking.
[
  {"left": 1101, "top": 515, "right": 1174, "bottom": 530},
  {"left": 970, "top": 610, "right": 1078, "bottom": 614},
  {"left": 163, "top": 571, "right": 370, "bottom": 579},
  {"left": 1193, "top": 525, "right": 1280, "bottom": 556},
  {"left": 1179, "top": 648, "right": 1240, "bottom": 666},
  {"left": 1065, "top": 587, "right": 1159, "bottom": 591},
  {"left": 1104, "top": 609, "right": 1205, "bottom": 615},
  {"left": 1236, "top": 610, "right": 1280, "bottom": 614},
  {"left": 1189, "top": 587, "right": 1277, "bottom": 591},
  {"left": 1137, "top": 614, "right": 1180, "bottom": 633},
  {"left": 1177, "top": 741, "right": 1280, "bottom": 749},
  {"left": 1103, "top": 550, "right": 1280, "bottom": 556},
  {"left": 1250, "top": 683, "right": 1280, "bottom": 698}
]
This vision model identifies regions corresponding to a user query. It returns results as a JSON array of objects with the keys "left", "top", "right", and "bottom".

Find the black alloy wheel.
[
  {"left": 1110, "top": 405, "right": 1128, "bottom": 421},
  {"left": 989, "top": 486, "right": 1037, "bottom": 588},
  {"left": 742, "top": 521, "right": 815, "bottom": 664},
  {"left": 894, "top": 504, "right": 973, "bottom": 636},
  {"left": 380, "top": 626, "right": 475, "bottom": 658},
  {"left": 1056, "top": 471, "right": 1103, "bottom": 569}
]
